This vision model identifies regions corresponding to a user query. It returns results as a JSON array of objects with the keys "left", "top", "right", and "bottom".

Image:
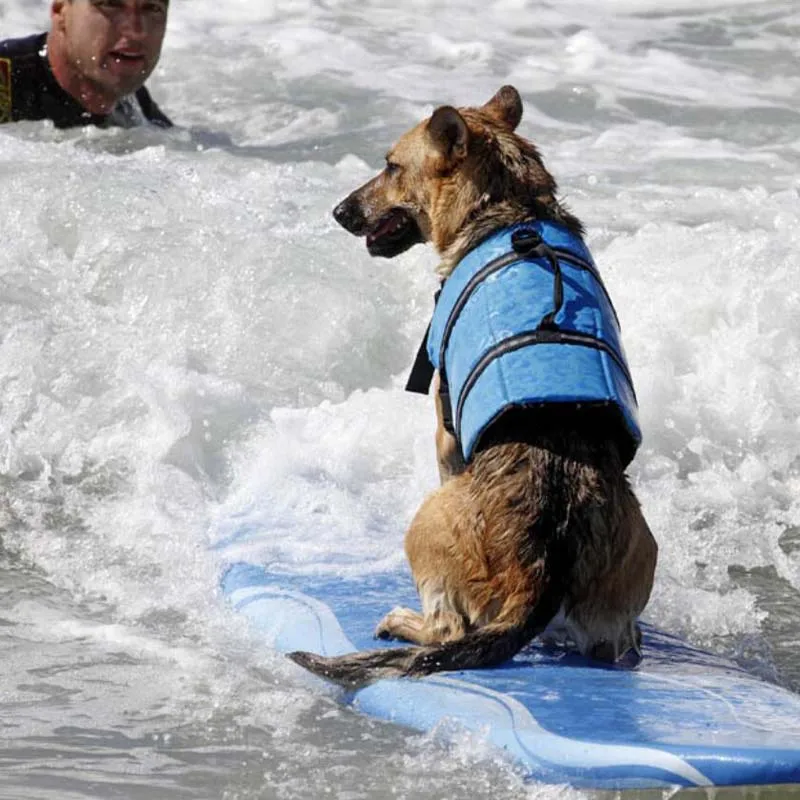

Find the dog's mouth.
[{"left": 365, "top": 208, "right": 424, "bottom": 258}]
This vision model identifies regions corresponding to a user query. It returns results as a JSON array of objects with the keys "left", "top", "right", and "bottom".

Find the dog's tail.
[{"left": 288, "top": 586, "right": 563, "bottom": 689}]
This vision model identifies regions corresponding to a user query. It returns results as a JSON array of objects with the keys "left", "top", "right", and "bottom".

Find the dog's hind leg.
[
  {"left": 566, "top": 483, "right": 657, "bottom": 662},
  {"left": 375, "top": 607, "right": 425, "bottom": 642},
  {"left": 379, "top": 475, "right": 490, "bottom": 646},
  {"left": 375, "top": 594, "right": 468, "bottom": 645}
]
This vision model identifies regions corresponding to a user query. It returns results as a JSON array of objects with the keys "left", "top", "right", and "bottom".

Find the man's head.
[{"left": 48, "top": 0, "right": 168, "bottom": 112}]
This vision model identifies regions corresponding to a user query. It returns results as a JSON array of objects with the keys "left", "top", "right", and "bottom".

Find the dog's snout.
[{"left": 333, "top": 195, "right": 367, "bottom": 235}]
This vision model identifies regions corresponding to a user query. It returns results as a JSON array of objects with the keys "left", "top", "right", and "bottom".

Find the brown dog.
[{"left": 290, "top": 86, "right": 657, "bottom": 688}]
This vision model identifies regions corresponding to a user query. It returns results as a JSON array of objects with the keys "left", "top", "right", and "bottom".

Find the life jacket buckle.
[{"left": 510, "top": 227, "right": 543, "bottom": 256}]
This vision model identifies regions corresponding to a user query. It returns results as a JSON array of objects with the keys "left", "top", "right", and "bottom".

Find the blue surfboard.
[{"left": 220, "top": 561, "right": 800, "bottom": 792}]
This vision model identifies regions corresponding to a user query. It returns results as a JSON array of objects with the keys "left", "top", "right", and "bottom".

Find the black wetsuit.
[{"left": 0, "top": 33, "right": 171, "bottom": 129}]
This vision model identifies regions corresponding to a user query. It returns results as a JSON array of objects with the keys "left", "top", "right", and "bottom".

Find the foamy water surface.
[{"left": 1, "top": 0, "right": 799, "bottom": 797}]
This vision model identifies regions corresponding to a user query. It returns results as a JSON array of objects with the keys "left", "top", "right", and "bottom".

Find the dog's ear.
[
  {"left": 482, "top": 85, "right": 523, "bottom": 131},
  {"left": 427, "top": 106, "right": 469, "bottom": 165}
]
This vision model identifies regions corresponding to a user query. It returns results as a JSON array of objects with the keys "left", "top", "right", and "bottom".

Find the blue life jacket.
[{"left": 426, "top": 221, "right": 641, "bottom": 466}]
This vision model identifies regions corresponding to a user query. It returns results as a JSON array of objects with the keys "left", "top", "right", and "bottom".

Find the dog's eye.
[{"left": 385, "top": 161, "right": 401, "bottom": 176}]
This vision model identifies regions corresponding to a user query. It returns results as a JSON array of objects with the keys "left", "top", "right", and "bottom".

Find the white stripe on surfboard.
[{"left": 422, "top": 674, "right": 712, "bottom": 786}]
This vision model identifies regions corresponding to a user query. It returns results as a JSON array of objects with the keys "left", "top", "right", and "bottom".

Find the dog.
[{"left": 289, "top": 86, "right": 657, "bottom": 688}]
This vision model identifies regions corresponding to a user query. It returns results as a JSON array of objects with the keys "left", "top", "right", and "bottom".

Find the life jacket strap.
[
  {"left": 405, "top": 288, "right": 441, "bottom": 395},
  {"left": 405, "top": 323, "right": 435, "bottom": 394},
  {"left": 405, "top": 289, "right": 456, "bottom": 437},
  {"left": 438, "top": 371, "right": 456, "bottom": 437},
  {"left": 510, "top": 227, "right": 564, "bottom": 330},
  {"left": 404, "top": 338, "right": 456, "bottom": 436}
]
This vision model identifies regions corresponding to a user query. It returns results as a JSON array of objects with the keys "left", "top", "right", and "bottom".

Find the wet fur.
[{"left": 290, "top": 86, "right": 657, "bottom": 688}]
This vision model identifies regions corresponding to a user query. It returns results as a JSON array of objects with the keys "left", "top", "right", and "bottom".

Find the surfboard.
[{"left": 220, "top": 561, "right": 800, "bottom": 793}]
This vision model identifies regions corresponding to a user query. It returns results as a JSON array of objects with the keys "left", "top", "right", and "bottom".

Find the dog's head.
[{"left": 333, "top": 86, "right": 580, "bottom": 268}]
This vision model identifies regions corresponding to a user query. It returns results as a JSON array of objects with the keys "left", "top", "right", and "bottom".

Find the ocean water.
[{"left": 1, "top": 0, "right": 799, "bottom": 798}]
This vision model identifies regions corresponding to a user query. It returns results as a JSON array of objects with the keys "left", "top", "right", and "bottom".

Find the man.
[{"left": 0, "top": 0, "right": 171, "bottom": 129}]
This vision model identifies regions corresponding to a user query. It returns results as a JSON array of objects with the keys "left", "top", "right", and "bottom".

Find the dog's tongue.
[{"left": 367, "top": 211, "right": 404, "bottom": 246}]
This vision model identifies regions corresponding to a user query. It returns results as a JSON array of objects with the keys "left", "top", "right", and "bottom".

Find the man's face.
[{"left": 52, "top": 0, "right": 168, "bottom": 98}]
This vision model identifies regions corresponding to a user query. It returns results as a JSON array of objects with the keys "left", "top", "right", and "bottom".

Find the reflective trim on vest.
[{"left": 427, "top": 221, "right": 641, "bottom": 464}]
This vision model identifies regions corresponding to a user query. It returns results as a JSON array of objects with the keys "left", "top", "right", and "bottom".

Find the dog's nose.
[{"left": 332, "top": 195, "right": 367, "bottom": 235}]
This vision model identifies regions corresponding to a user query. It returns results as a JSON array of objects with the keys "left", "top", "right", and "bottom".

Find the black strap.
[
  {"left": 404, "top": 289, "right": 456, "bottom": 436},
  {"left": 405, "top": 322, "right": 435, "bottom": 395},
  {"left": 405, "top": 288, "right": 442, "bottom": 395},
  {"left": 437, "top": 371, "right": 456, "bottom": 436},
  {"left": 404, "top": 328, "right": 456, "bottom": 436},
  {"left": 509, "top": 227, "right": 564, "bottom": 330}
]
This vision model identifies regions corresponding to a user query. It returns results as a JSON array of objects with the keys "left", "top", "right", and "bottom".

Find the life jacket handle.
[{"left": 510, "top": 227, "right": 564, "bottom": 330}]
